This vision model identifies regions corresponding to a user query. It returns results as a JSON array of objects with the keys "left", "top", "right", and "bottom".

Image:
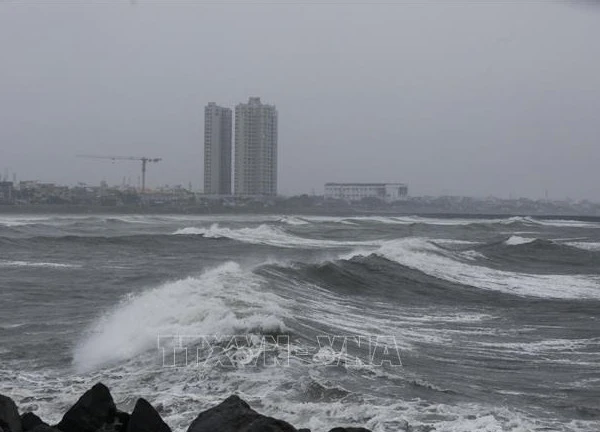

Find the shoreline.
[
  {"left": 0, "top": 383, "right": 371, "bottom": 432},
  {"left": 1, "top": 205, "right": 600, "bottom": 221}
]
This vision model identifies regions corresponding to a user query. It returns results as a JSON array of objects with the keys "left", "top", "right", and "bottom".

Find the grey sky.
[{"left": 1, "top": 1, "right": 598, "bottom": 199}]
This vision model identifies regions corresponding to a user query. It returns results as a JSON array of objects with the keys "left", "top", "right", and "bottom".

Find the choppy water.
[{"left": 1, "top": 214, "right": 599, "bottom": 431}]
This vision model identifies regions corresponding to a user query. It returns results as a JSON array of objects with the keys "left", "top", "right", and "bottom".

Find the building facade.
[
  {"left": 204, "top": 102, "right": 233, "bottom": 195},
  {"left": 0, "top": 181, "right": 14, "bottom": 204},
  {"left": 325, "top": 183, "right": 408, "bottom": 203},
  {"left": 234, "top": 97, "right": 278, "bottom": 196}
]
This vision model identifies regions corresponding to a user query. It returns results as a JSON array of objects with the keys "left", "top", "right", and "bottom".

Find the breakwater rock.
[{"left": 0, "top": 383, "right": 372, "bottom": 432}]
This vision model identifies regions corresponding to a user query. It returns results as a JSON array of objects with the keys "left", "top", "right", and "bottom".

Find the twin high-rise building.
[
  {"left": 203, "top": 97, "right": 278, "bottom": 196},
  {"left": 203, "top": 102, "right": 232, "bottom": 195},
  {"left": 234, "top": 97, "right": 278, "bottom": 197}
]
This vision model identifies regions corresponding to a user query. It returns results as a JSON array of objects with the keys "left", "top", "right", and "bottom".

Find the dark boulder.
[
  {"left": 186, "top": 395, "right": 297, "bottom": 432},
  {"left": 29, "top": 427, "right": 61, "bottom": 432},
  {"left": 115, "top": 411, "right": 130, "bottom": 432},
  {"left": 0, "top": 395, "right": 22, "bottom": 432},
  {"left": 126, "top": 399, "right": 170, "bottom": 432},
  {"left": 20, "top": 413, "right": 45, "bottom": 432},
  {"left": 56, "top": 383, "right": 116, "bottom": 432}
]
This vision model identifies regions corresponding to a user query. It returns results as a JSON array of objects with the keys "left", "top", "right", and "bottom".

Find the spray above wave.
[
  {"left": 173, "top": 223, "right": 380, "bottom": 249},
  {"left": 344, "top": 238, "right": 600, "bottom": 299},
  {"left": 73, "top": 262, "right": 288, "bottom": 372}
]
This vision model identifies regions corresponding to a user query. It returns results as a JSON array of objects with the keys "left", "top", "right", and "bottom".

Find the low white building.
[{"left": 325, "top": 183, "right": 408, "bottom": 203}]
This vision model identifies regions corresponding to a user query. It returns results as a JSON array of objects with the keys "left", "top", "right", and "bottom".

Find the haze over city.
[{"left": 1, "top": 0, "right": 599, "bottom": 199}]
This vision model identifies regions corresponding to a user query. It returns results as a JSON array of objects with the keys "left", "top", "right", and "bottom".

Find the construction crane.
[{"left": 77, "top": 155, "right": 162, "bottom": 193}]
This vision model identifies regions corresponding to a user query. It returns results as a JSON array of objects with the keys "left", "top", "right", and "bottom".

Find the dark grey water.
[{"left": 1, "top": 214, "right": 599, "bottom": 431}]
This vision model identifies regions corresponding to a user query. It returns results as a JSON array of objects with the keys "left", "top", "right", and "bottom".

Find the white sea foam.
[
  {"left": 473, "top": 338, "right": 600, "bottom": 355},
  {"left": 73, "top": 262, "right": 288, "bottom": 372},
  {"left": 460, "top": 250, "right": 488, "bottom": 261},
  {"left": 539, "top": 219, "right": 600, "bottom": 228},
  {"left": 0, "top": 216, "right": 56, "bottom": 227},
  {"left": 504, "top": 235, "right": 537, "bottom": 246},
  {"left": 348, "top": 238, "right": 600, "bottom": 299},
  {"left": 303, "top": 215, "right": 600, "bottom": 229},
  {"left": 278, "top": 216, "right": 310, "bottom": 226},
  {"left": 173, "top": 223, "right": 379, "bottom": 249},
  {"left": 0, "top": 260, "right": 81, "bottom": 269},
  {"left": 566, "top": 242, "right": 600, "bottom": 252},
  {"left": 433, "top": 239, "right": 481, "bottom": 246}
]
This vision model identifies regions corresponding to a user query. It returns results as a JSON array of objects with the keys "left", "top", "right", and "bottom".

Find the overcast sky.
[{"left": 1, "top": 0, "right": 599, "bottom": 199}]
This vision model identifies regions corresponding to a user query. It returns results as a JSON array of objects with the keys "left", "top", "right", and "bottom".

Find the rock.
[
  {"left": 0, "top": 395, "right": 22, "bottom": 432},
  {"left": 29, "top": 427, "right": 61, "bottom": 432},
  {"left": 186, "top": 395, "right": 297, "bottom": 432},
  {"left": 20, "top": 413, "right": 45, "bottom": 432},
  {"left": 115, "top": 411, "right": 130, "bottom": 432},
  {"left": 126, "top": 399, "right": 169, "bottom": 432},
  {"left": 56, "top": 383, "right": 116, "bottom": 432},
  {"left": 244, "top": 416, "right": 298, "bottom": 432}
]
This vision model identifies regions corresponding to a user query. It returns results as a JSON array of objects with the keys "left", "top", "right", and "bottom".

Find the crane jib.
[{"left": 76, "top": 154, "right": 162, "bottom": 193}]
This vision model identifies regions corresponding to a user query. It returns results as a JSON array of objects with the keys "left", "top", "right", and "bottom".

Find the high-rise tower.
[
  {"left": 234, "top": 97, "right": 278, "bottom": 196},
  {"left": 204, "top": 102, "right": 232, "bottom": 195}
]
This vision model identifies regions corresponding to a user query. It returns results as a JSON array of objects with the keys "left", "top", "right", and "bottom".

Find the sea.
[{"left": 0, "top": 213, "right": 599, "bottom": 432}]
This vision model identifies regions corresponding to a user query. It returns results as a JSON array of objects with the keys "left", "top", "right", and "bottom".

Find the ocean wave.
[
  {"left": 73, "top": 262, "right": 288, "bottom": 372},
  {"left": 347, "top": 238, "right": 600, "bottom": 299},
  {"left": 504, "top": 235, "right": 537, "bottom": 246},
  {"left": 0, "top": 260, "right": 81, "bottom": 269},
  {"left": 277, "top": 216, "right": 310, "bottom": 226},
  {"left": 0, "top": 216, "right": 59, "bottom": 227},
  {"left": 472, "top": 338, "right": 600, "bottom": 355},
  {"left": 566, "top": 242, "right": 600, "bottom": 252},
  {"left": 538, "top": 219, "right": 600, "bottom": 228},
  {"left": 302, "top": 215, "right": 600, "bottom": 229},
  {"left": 173, "top": 223, "right": 380, "bottom": 249}
]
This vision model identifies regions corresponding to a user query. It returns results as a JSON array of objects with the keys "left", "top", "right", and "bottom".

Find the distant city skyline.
[{"left": 1, "top": 2, "right": 599, "bottom": 200}]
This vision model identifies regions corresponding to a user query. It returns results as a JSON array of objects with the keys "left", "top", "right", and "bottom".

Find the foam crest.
[
  {"left": 504, "top": 235, "right": 537, "bottom": 246},
  {"left": 305, "top": 215, "right": 600, "bottom": 229},
  {"left": 278, "top": 216, "right": 310, "bottom": 226},
  {"left": 173, "top": 223, "right": 377, "bottom": 248},
  {"left": 73, "top": 262, "right": 288, "bottom": 372},
  {"left": 0, "top": 216, "right": 54, "bottom": 227},
  {"left": 0, "top": 260, "right": 81, "bottom": 269},
  {"left": 362, "top": 238, "right": 600, "bottom": 299},
  {"left": 566, "top": 242, "right": 600, "bottom": 252}
]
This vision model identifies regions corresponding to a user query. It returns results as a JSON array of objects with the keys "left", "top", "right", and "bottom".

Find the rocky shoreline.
[{"left": 0, "top": 383, "right": 371, "bottom": 432}]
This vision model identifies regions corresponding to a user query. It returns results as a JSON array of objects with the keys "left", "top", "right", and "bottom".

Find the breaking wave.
[
  {"left": 303, "top": 215, "right": 600, "bottom": 228},
  {"left": 504, "top": 235, "right": 537, "bottom": 246},
  {"left": 343, "top": 238, "right": 600, "bottom": 299},
  {"left": 173, "top": 223, "right": 380, "bottom": 248},
  {"left": 567, "top": 242, "right": 600, "bottom": 252},
  {"left": 73, "top": 262, "right": 288, "bottom": 372}
]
